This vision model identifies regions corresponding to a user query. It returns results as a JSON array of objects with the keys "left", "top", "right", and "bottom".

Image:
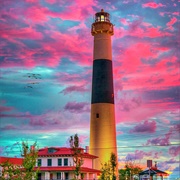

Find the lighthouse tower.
[{"left": 90, "top": 9, "right": 117, "bottom": 171}]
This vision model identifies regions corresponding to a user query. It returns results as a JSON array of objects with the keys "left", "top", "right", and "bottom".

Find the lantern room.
[
  {"left": 95, "top": 9, "right": 110, "bottom": 23},
  {"left": 91, "top": 9, "right": 114, "bottom": 36}
]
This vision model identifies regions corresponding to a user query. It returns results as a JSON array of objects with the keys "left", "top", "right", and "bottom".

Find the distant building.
[
  {"left": 139, "top": 162, "right": 169, "bottom": 180},
  {"left": 35, "top": 146, "right": 101, "bottom": 180}
]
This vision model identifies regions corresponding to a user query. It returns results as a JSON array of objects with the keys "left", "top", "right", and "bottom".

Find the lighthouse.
[{"left": 90, "top": 9, "right": 117, "bottom": 171}]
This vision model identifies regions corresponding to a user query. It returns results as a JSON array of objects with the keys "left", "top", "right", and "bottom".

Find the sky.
[{"left": 0, "top": 0, "right": 179, "bottom": 178}]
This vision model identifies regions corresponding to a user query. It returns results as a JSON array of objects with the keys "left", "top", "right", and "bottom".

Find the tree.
[
  {"left": 100, "top": 161, "right": 111, "bottom": 180},
  {"left": 100, "top": 152, "right": 117, "bottom": 180},
  {"left": 119, "top": 160, "right": 142, "bottom": 180},
  {"left": 0, "top": 141, "right": 39, "bottom": 180},
  {"left": 69, "top": 134, "right": 84, "bottom": 180},
  {"left": 1, "top": 160, "right": 21, "bottom": 180},
  {"left": 110, "top": 152, "right": 117, "bottom": 180},
  {"left": 21, "top": 141, "right": 39, "bottom": 179}
]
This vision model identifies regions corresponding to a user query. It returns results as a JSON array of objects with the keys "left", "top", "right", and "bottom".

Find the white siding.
[{"left": 37, "top": 157, "right": 74, "bottom": 167}]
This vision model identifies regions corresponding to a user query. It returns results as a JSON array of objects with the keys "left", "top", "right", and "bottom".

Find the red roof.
[
  {"left": 0, "top": 157, "right": 23, "bottom": 165},
  {"left": 38, "top": 147, "right": 98, "bottom": 159},
  {"left": 34, "top": 166, "right": 101, "bottom": 173}
]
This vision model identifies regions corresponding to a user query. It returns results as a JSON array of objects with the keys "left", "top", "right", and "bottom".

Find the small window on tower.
[{"left": 96, "top": 113, "right": 99, "bottom": 118}]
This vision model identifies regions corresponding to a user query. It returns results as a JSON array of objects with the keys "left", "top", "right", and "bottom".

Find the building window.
[
  {"left": 65, "top": 173, "right": 69, "bottom": 180},
  {"left": 47, "top": 159, "right": 52, "bottom": 166},
  {"left": 37, "top": 173, "right": 41, "bottom": 180},
  {"left": 64, "top": 158, "right": 68, "bottom": 166},
  {"left": 57, "top": 173, "right": 61, "bottom": 179},
  {"left": 37, "top": 159, "right": 41, "bottom": 167},
  {"left": 58, "top": 158, "right": 62, "bottom": 166},
  {"left": 96, "top": 113, "right": 99, "bottom": 118}
]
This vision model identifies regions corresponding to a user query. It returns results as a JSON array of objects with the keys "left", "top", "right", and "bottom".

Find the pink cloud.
[
  {"left": 142, "top": 2, "right": 165, "bottom": 9},
  {"left": 25, "top": 6, "right": 49, "bottom": 23},
  {"left": 172, "top": 12, "right": 180, "bottom": 16},
  {"left": 0, "top": 124, "right": 17, "bottom": 130},
  {"left": 115, "top": 87, "right": 179, "bottom": 127},
  {"left": 30, "top": 118, "right": 46, "bottom": 126},
  {"left": 0, "top": 113, "right": 32, "bottom": 118},
  {"left": 125, "top": 150, "right": 162, "bottom": 161},
  {"left": 117, "top": 95, "right": 142, "bottom": 112},
  {"left": 159, "top": 11, "right": 180, "bottom": 17},
  {"left": 21, "top": 0, "right": 96, "bottom": 22},
  {"left": 114, "top": 44, "right": 178, "bottom": 92},
  {"left": 116, "top": 42, "right": 156, "bottom": 73},
  {"left": 41, "top": 30, "right": 92, "bottom": 66},
  {"left": 25, "top": 0, "right": 37, "bottom": 2},
  {"left": 64, "top": 101, "right": 89, "bottom": 113},
  {"left": 1, "top": 27, "right": 92, "bottom": 68},
  {"left": 130, "top": 120, "right": 156, "bottom": 133},
  {"left": 115, "top": 19, "right": 172, "bottom": 39},
  {"left": 169, "top": 146, "right": 180, "bottom": 157},
  {"left": 0, "top": 105, "right": 14, "bottom": 113},
  {"left": 1, "top": 26, "right": 43, "bottom": 40},
  {"left": 48, "top": 0, "right": 97, "bottom": 21},
  {"left": 60, "top": 85, "right": 88, "bottom": 95},
  {"left": 144, "top": 26, "right": 172, "bottom": 38},
  {"left": 29, "top": 113, "right": 67, "bottom": 129},
  {"left": 26, "top": 110, "right": 90, "bottom": 132},
  {"left": 45, "top": 0, "right": 57, "bottom": 4},
  {"left": 115, "top": 100, "right": 164, "bottom": 124},
  {"left": 166, "top": 17, "right": 177, "bottom": 26},
  {"left": 145, "top": 134, "right": 171, "bottom": 146},
  {"left": 0, "top": 0, "right": 94, "bottom": 69},
  {"left": 120, "top": 18, "right": 129, "bottom": 26}
]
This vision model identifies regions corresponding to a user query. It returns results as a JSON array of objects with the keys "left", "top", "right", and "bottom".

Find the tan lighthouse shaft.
[{"left": 90, "top": 9, "right": 117, "bottom": 171}]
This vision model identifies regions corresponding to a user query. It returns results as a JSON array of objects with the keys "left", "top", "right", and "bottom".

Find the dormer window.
[{"left": 48, "top": 148, "right": 57, "bottom": 153}]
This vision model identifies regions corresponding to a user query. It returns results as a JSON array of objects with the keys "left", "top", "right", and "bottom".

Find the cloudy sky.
[{"left": 0, "top": 0, "right": 179, "bottom": 178}]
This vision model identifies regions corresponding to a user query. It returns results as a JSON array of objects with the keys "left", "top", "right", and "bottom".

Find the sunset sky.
[{"left": 0, "top": 0, "right": 179, "bottom": 178}]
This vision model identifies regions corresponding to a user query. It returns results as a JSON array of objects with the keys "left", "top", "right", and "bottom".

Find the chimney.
[
  {"left": 147, "top": 160, "right": 152, "bottom": 168},
  {"left": 30, "top": 145, "right": 35, "bottom": 151},
  {"left": 85, "top": 146, "right": 89, "bottom": 153}
]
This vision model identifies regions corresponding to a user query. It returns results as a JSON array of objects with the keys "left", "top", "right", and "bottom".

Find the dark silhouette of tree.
[
  {"left": 110, "top": 152, "right": 117, "bottom": 180},
  {"left": 69, "top": 134, "right": 84, "bottom": 180}
]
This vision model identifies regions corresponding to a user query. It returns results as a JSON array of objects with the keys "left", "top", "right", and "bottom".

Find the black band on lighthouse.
[{"left": 91, "top": 59, "right": 114, "bottom": 104}]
